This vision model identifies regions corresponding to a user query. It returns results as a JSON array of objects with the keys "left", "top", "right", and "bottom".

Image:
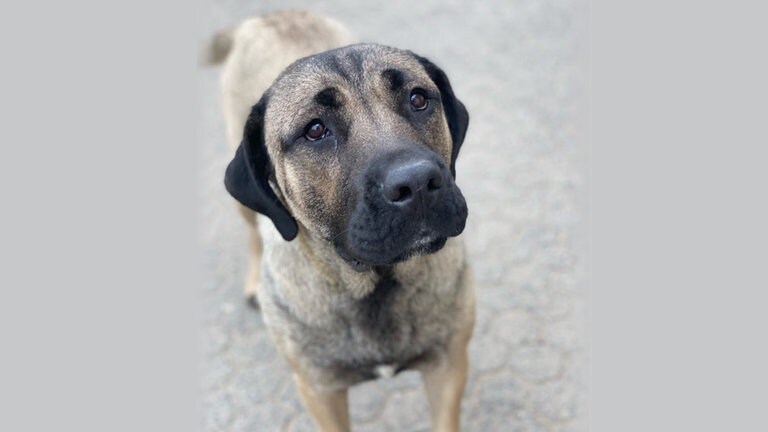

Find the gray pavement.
[{"left": 198, "top": 1, "right": 588, "bottom": 430}]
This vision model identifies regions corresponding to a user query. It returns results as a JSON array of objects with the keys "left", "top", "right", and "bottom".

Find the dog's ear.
[
  {"left": 224, "top": 96, "right": 299, "bottom": 241},
  {"left": 412, "top": 54, "right": 470, "bottom": 178}
]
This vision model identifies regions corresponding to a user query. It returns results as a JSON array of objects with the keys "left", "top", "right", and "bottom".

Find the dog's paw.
[
  {"left": 246, "top": 293, "right": 260, "bottom": 310},
  {"left": 244, "top": 265, "right": 261, "bottom": 310},
  {"left": 244, "top": 279, "right": 260, "bottom": 310}
]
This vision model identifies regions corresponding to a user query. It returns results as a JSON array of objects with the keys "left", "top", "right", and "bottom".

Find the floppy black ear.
[
  {"left": 224, "top": 96, "right": 298, "bottom": 241},
  {"left": 413, "top": 54, "right": 470, "bottom": 178}
]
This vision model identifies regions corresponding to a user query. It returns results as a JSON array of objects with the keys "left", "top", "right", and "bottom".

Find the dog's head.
[{"left": 225, "top": 44, "right": 469, "bottom": 270}]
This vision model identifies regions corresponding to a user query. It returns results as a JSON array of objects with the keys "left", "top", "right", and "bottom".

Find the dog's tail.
[{"left": 202, "top": 27, "right": 236, "bottom": 66}]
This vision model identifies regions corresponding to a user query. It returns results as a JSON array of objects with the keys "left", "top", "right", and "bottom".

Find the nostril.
[
  {"left": 427, "top": 176, "right": 443, "bottom": 191},
  {"left": 393, "top": 186, "right": 413, "bottom": 202},
  {"left": 382, "top": 160, "right": 443, "bottom": 205},
  {"left": 384, "top": 182, "right": 415, "bottom": 203}
]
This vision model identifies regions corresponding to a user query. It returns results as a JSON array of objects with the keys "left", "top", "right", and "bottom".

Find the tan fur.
[
  {"left": 219, "top": 10, "right": 355, "bottom": 303},
  {"left": 215, "top": 10, "right": 473, "bottom": 431}
]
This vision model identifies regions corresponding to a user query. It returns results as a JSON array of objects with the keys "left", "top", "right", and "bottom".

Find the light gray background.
[
  {"left": 2, "top": 1, "right": 767, "bottom": 432},
  {"left": 198, "top": 1, "right": 588, "bottom": 431},
  {"left": 590, "top": 1, "right": 768, "bottom": 430}
]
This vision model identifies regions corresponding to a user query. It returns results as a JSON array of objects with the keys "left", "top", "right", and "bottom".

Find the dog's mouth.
[
  {"left": 336, "top": 230, "right": 448, "bottom": 272},
  {"left": 393, "top": 234, "right": 448, "bottom": 262},
  {"left": 336, "top": 183, "right": 467, "bottom": 272}
]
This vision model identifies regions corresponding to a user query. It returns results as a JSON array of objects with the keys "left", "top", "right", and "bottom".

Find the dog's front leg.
[
  {"left": 421, "top": 347, "right": 469, "bottom": 432},
  {"left": 293, "top": 373, "right": 350, "bottom": 432},
  {"left": 420, "top": 312, "right": 473, "bottom": 432}
]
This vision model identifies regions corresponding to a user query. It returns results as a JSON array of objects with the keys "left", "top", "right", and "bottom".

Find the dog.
[{"left": 208, "top": 10, "right": 474, "bottom": 432}]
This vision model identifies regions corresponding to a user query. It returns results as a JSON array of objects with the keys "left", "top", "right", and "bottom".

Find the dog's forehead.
[
  {"left": 266, "top": 44, "right": 429, "bottom": 112},
  {"left": 283, "top": 44, "right": 425, "bottom": 87}
]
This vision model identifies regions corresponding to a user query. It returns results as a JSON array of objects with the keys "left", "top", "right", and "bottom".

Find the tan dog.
[{"left": 208, "top": 10, "right": 474, "bottom": 432}]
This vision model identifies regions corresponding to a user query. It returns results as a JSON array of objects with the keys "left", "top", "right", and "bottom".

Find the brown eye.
[
  {"left": 410, "top": 90, "right": 428, "bottom": 110},
  {"left": 305, "top": 120, "right": 328, "bottom": 141}
]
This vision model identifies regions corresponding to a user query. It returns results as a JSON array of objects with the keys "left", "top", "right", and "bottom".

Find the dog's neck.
[{"left": 293, "top": 228, "right": 380, "bottom": 299}]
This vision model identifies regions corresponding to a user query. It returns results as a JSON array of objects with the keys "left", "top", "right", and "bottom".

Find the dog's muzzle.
[{"left": 337, "top": 148, "right": 468, "bottom": 270}]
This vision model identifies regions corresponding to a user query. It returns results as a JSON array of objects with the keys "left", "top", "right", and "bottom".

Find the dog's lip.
[
  {"left": 345, "top": 256, "right": 371, "bottom": 272},
  {"left": 411, "top": 229, "right": 437, "bottom": 246},
  {"left": 338, "top": 233, "right": 447, "bottom": 272},
  {"left": 401, "top": 235, "right": 447, "bottom": 259},
  {"left": 333, "top": 243, "right": 374, "bottom": 272}
]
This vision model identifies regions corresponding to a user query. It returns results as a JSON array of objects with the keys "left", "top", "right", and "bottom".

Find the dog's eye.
[
  {"left": 305, "top": 120, "right": 328, "bottom": 141},
  {"left": 409, "top": 89, "right": 428, "bottom": 111}
]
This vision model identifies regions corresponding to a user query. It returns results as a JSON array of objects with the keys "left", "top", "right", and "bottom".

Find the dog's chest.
[
  {"left": 261, "top": 241, "right": 467, "bottom": 388},
  {"left": 302, "top": 270, "right": 452, "bottom": 384},
  {"left": 353, "top": 269, "right": 405, "bottom": 342},
  {"left": 338, "top": 272, "right": 451, "bottom": 377}
]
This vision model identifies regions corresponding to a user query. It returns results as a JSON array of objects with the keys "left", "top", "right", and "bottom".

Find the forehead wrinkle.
[
  {"left": 314, "top": 87, "right": 344, "bottom": 108},
  {"left": 381, "top": 68, "right": 405, "bottom": 91},
  {"left": 269, "top": 71, "right": 352, "bottom": 138}
]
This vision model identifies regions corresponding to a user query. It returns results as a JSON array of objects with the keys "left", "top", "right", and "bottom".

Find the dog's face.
[{"left": 226, "top": 44, "right": 469, "bottom": 270}]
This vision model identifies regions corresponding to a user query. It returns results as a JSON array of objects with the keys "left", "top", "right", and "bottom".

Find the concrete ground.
[{"left": 198, "top": 1, "right": 588, "bottom": 430}]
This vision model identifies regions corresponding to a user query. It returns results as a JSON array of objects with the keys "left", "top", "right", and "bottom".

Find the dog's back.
[{"left": 207, "top": 10, "right": 356, "bottom": 149}]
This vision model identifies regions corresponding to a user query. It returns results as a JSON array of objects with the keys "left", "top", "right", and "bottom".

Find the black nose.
[{"left": 382, "top": 159, "right": 444, "bottom": 209}]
